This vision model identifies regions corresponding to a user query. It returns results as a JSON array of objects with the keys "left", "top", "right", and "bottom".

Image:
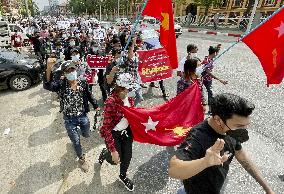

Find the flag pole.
[
  {"left": 118, "top": 0, "right": 149, "bottom": 65},
  {"left": 213, "top": 5, "right": 284, "bottom": 63}
]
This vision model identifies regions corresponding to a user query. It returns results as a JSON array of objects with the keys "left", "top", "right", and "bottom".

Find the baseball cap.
[
  {"left": 61, "top": 61, "right": 77, "bottom": 72},
  {"left": 70, "top": 47, "right": 80, "bottom": 54},
  {"left": 116, "top": 73, "right": 134, "bottom": 90}
]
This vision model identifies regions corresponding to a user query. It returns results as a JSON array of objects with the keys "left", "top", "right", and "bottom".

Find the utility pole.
[{"left": 246, "top": 0, "right": 259, "bottom": 33}]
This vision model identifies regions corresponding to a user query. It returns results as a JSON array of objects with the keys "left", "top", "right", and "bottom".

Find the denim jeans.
[
  {"left": 64, "top": 114, "right": 90, "bottom": 158},
  {"left": 177, "top": 186, "right": 186, "bottom": 194},
  {"left": 203, "top": 80, "right": 213, "bottom": 106}
]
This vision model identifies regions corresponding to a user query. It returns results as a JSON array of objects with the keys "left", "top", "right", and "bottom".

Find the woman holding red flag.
[
  {"left": 177, "top": 58, "right": 206, "bottom": 112},
  {"left": 99, "top": 72, "right": 135, "bottom": 192}
]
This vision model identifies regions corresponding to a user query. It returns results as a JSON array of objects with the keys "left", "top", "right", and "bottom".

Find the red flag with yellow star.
[
  {"left": 242, "top": 7, "right": 284, "bottom": 85},
  {"left": 142, "top": 0, "right": 178, "bottom": 69},
  {"left": 121, "top": 84, "right": 204, "bottom": 146}
]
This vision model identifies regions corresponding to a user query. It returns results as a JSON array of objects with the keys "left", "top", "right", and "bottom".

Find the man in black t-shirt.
[{"left": 169, "top": 93, "right": 275, "bottom": 194}]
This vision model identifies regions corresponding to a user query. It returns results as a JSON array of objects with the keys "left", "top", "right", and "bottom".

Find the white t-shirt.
[
  {"left": 177, "top": 57, "right": 187, "bottom": 72},
  {"left": 113, "top": 98, "right": 130, "bottom": 131}
]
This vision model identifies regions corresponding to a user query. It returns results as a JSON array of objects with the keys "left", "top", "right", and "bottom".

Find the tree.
[{"left": 193, "top": 0, "right": 223, "bottom": 15}]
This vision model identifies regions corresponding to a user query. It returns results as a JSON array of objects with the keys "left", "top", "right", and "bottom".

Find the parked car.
[
  {"left": 0, "top": 21, "right": 30, "bottom": 47},
  {"left": 9, "top": 24, "right": 30, "bottom": 46},
  {"left": 100, "top": 21, "right": 112, "bottom": 30},
  {"left": 0, "top": 49, "right": 43, "bottom": 91},
  {"left": 141, "top": 16, "right": 183, "bottom": 38},
  {"left": 115, "top": 18, "right": 131, "bottom": 26}
]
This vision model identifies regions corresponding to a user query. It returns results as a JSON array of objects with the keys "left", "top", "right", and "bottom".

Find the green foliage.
[{"left": 68, "top": 0, "right": 143, "bottom": 16}]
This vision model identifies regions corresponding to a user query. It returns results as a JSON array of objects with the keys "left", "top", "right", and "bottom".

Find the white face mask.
[
  {"left": 70, "top": 41, "right": 76, "bottom": 46},
  {"left": 72, "top": 54, "right": 80, "bottom": 62},
  {"left": 65, "top": 71, "right": 77, "bottom": 81},
  {"left": 191, "top": 53, "right": 198, "bottom": 58}
]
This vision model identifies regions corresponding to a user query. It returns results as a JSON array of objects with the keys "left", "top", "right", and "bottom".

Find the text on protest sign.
[
  {"left": 137, "top": 48, "right": 173, "bottom": 83},
  {"left": 86, "top": 54, "right": 112, "bottom": 69}
]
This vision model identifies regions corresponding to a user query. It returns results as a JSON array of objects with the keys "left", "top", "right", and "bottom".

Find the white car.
[
  {"left": 141, "top": 16, "right": 183, "bottom": 38},
  {"left": 115, "top": 18, "right": 131, "bottom": 26},
  {"left": 90, "top": 18, "right": 100, "bottom": 24}
]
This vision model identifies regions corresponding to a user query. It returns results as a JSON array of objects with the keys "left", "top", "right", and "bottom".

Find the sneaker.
[
  {"left": 79, "top": 157, "right": 89, "bottom": 173},
  {"left": 98, "top": 148, "right": 107, "bottom": 165},
  {"left": 119, "top": 175, "right": 134, "bottom": 192},
  {"left": 162, "top": 93, "right": 169, "bottom": 98}
]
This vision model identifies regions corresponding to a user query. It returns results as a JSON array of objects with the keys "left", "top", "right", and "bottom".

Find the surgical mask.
[
  {"left": 70, "top": 41, "right": 76, "bottom": 46},
  {"left": 191, "top": 53, "right": 198, "bottom": 58},
  {"left": 72, "top": 54, "right": 80, "bottom": 62},
  {"left": 62, "top": 34, "right": 67, "bottom": 38},
  {"left": 92, "top": 47, "right": 99, "bottom": 52},
  {"left": 65, "top": 71, "right": 77, "bottom": 81},
  {"left": 75, "top": 34, "right": 80, "bottom": 38}
]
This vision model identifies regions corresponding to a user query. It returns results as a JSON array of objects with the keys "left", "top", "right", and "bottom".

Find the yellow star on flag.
[
  {"left": 166, "top": 127, "right": 191, "bottom": 137},
  {"left": 272, "top": 48, "right": 277, "bottom": 68},
  {"left": 161, "top": 12, "right": 169, "bottom": 31}
]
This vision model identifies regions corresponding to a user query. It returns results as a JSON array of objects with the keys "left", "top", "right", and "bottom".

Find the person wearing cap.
[
  {"left": 99, "top": 72, "right": 135, "bottom": 192},
  {"left": 44, "top": 60, "right": 99, "bottom": 173},
  {"left": 64, "top": 36, "right": 80, "bottom": 61}
]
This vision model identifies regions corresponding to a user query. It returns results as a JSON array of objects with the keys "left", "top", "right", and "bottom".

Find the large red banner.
[
  {"left": 137, "top": 48, "right": 173, "bottom": 83},
  {"left": 86, "top": 54, "right": 112, "bottom": 69}
]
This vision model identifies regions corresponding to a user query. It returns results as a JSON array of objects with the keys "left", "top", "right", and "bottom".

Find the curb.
[{"left": 188, "top": 29, "right": 242, "bottom": 38}]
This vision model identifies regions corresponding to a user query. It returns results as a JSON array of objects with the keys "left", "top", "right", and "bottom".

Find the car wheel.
[{"left": 9, "top": 74, "right": 32, "bottom": 91}]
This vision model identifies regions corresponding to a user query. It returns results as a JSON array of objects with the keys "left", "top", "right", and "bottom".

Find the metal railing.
[{"left": 175, "top": 15, "right": 268, "bottom": 31}]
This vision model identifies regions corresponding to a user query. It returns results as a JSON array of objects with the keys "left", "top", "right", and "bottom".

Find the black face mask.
[
  {"left": 226, "top": 128, "right": 249, "bottom": 143},
  {"left": 223, "top": 121, "right": 249, "bottom": 143}
]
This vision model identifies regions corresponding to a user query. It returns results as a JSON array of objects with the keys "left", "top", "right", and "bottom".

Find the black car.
[{"left": 0, "top": 49, "right": 43, "bottom": 91}]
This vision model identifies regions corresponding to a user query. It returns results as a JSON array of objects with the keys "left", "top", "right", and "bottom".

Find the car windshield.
[{"left": 141, "top": 30, "right": 159, "bottom": 40}]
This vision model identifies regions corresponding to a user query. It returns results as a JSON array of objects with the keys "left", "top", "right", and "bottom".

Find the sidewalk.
[{"left": 186, "top": 25, "right": 244, "bottom": 38}]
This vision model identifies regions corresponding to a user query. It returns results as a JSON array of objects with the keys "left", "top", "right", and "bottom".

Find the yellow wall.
[{"left": 175, "top": 0, "right": 283, "bottom": 16}]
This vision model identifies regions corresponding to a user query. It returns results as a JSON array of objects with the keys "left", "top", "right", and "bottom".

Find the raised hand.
[{"left": 205, "top": 138, "right": 229, "bottom": 167}]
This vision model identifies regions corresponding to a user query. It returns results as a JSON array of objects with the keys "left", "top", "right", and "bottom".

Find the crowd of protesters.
[{"left": 5, "top": 16, "right": 275, "bottom": 193}]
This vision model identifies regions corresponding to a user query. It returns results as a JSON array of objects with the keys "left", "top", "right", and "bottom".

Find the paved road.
[{"left": 0, "top": 32, "right": 283, "bottom": 194}]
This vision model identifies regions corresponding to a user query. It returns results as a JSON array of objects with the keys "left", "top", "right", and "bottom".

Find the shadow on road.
[
  {"left": 28, "top": 112, "right": 65, "bottom": 147},
  {"left": 8, "top": 143, "right": 77, "bottom": 194},
  {"left": 64, "top": 150, "right": 172, "bottom": 194},
  {"left": 131, "top": 150, "right": 170, "bottom": 194}
]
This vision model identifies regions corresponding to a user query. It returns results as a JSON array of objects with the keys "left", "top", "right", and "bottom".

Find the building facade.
[{"left": 174, "top": 0, "right": 284, "bottom": 18}]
